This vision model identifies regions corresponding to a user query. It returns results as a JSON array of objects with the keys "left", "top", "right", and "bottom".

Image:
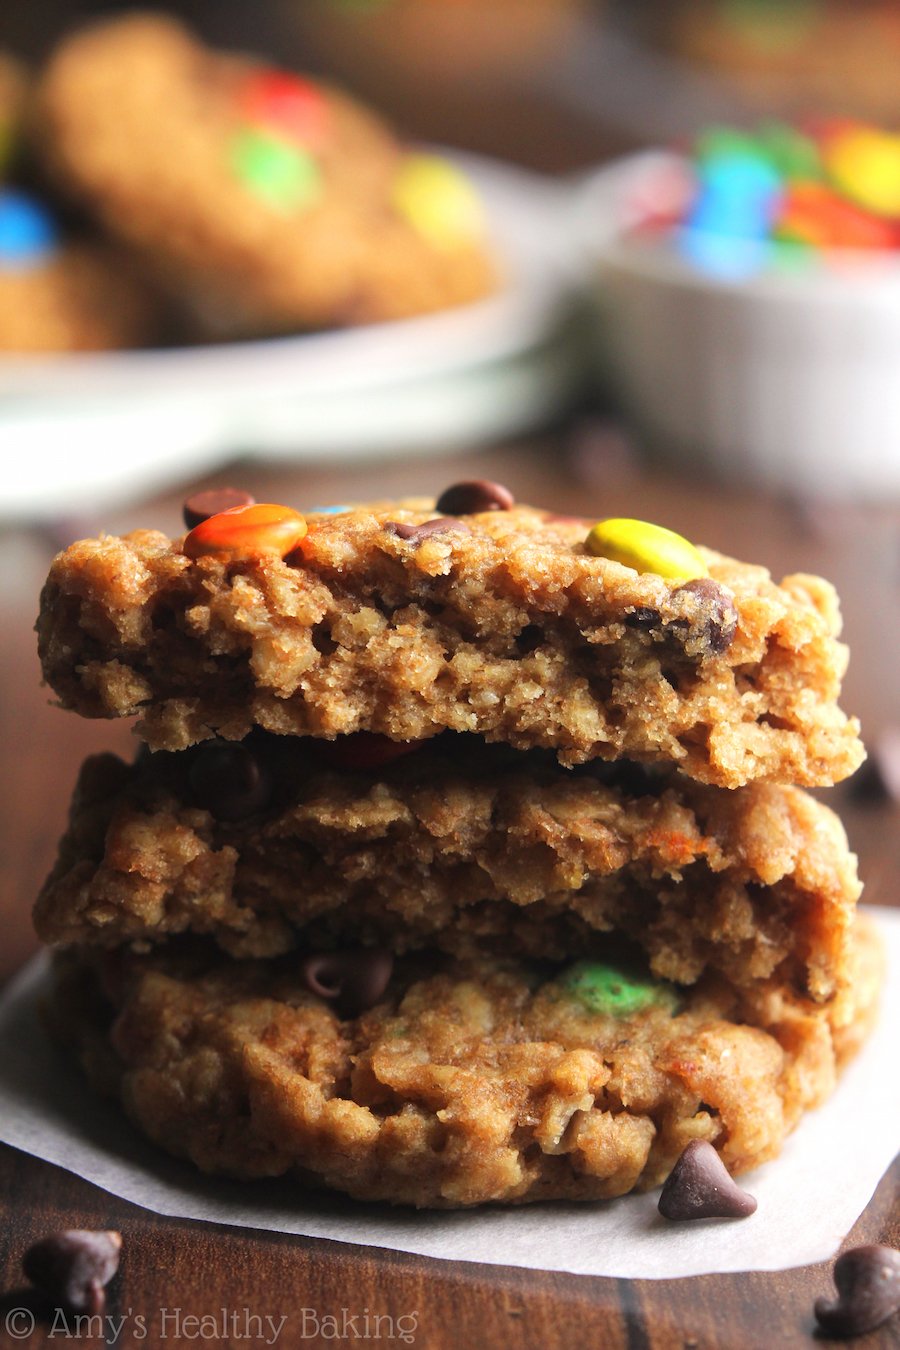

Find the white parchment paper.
[{"left": 0, "top": 907, "right": 897, "bottom": 1281}]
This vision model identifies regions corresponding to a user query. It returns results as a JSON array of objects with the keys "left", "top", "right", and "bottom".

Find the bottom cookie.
[{"left": 48, "top": 919, "right": 883, "bottom": 1209}]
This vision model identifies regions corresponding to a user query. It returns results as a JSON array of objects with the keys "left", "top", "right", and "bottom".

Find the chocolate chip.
[
  {"left": 300, "top": 949, "right": 394, "bottom": 1017},
  {"left": 188, "top": 741, "right": 271, "bottom": 821},
  {"left": 814, "top": 1245, "right": 900, "bottom": 1338},
  {"left": 624, "top": 606, "right": 661, "bottom": 630},
  {"left": 23, "top": 1230, "right": 122, "bottom": 1314},
  {"left": 385, "top": 518, "right": 472, "bottom": 544},
  {"left": 849, "top": 728, "right": 900, "bottom": 805},
  {"left": 673, "top": 578, "right": 738, "bottom": 656},
  {"left": 435, "top": 480, "right": 514, "bottom": 514},
  {"left": 658, "top": 1140, "right": 757, "bottom": 1220},
  {"left": 183, "top": 488, "right": 255, "bottom": 530}
]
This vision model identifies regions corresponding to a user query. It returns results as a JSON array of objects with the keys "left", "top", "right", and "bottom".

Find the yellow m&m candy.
[
  {"left": 392, "top": 154, "right": 485, "bottom": 251},
  {"left": 825, "top": 126, "right": 900, "bottom": 219},
  {"left": 585, "top": 518, "right": 708, "bottom": 581}
]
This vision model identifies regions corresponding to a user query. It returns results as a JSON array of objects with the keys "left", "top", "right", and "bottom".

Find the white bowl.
[{"left": 579, "top": 152, "right": 900, "bottom": 500}]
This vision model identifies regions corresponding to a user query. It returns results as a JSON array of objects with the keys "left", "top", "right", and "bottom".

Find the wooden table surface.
[{"left": 1, "top": 440, "right": 898, "bottom": 1349}]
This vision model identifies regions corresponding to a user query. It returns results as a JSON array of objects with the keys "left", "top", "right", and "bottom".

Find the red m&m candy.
[{"left": 239, "top": 70, "right": 327, "bottom": 149}]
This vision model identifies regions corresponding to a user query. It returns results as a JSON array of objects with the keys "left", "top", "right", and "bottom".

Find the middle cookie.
[{"left": 36, "top": 732, "right": 860, "bottom": 1011}]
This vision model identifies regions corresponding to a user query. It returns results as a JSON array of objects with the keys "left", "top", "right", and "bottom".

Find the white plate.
[{"left": 0, "top": 152, "right": 578, "bottom": 518}]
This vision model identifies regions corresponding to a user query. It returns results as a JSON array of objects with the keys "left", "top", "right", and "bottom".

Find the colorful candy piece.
[
  {"left": 679, "top": 224, "right": 767, "bottom": 279},
  {"left": 585, "top": 519, "right": 708, "bottom": 582},
  {"left": 775, "top": 182, "right": 898, "bottom": 250},
  {"left": 824, "top": 124, "right": 900, "bottom": 218},
  {"left": 239, "top": 69, "right": 327, "bottom": 148},
  {"left": 695, "top": 126, "right": 761, "bottom": 168},
  {"left": 626, "top": 159, "right": 696, "bottom": 235},
  {"left": 230, "top": 129, "right": 321, "bottom": 212},
  {"left": 0, "top": 189, "right": 58, "bottom": 268},
  {"left": 183, "top": 503, "right": 307, "bottom": 560},
  {"left": 558, "top": 960, "right": 677, "bottom": 1018},
  {"left": 663, "top": 117, "right": 900, "bottom": 273},
  {"left": 698, "top": 152, "right": 782, "bottom": 208},
  {"left": 392, "top": 155, "right": 485, "bottom": 251},
  {"left": 757, "top": 121, "right": 822, "bottom": 184},
  {"left": 680, "top": 140, "right": 783, "bottom": 276}
]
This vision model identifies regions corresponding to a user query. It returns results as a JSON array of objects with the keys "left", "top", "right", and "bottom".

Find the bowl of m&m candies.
[{"left": 584, "top": 121, "right": 900, "bottom": 499}]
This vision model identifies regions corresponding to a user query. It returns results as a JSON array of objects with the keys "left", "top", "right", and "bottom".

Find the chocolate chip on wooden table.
[
  {"left": 23, "top": 1230, "right": 122, "bottom": 1314},
  {"left": 182, "top": 487, "right": 255, "bottom": 530},
  {"left": 385, "top": 517, "right": 471, "bottom": 543},
  {"left": 814, "top": 1245, "right": 900, "bottom": 1338},
  {"left": 435, "top": 480, "right": 515, "bottom": 514},
  {"left": 300, "top": 949, "right": 394, "bottom": 1017},
  {"left": 188, "top": 741, "right": 271, "bottom": 821},
  {"left": 658, "top": 1140, "right": 758, "bottom": 1220}
]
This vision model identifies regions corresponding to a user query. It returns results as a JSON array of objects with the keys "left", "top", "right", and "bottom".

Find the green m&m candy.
[
  {"left": 559, "top": 960, "right": 678, "bottom": 1017},
  {"left": 230, "top": 129, "right": 322, "bottom": 212}
]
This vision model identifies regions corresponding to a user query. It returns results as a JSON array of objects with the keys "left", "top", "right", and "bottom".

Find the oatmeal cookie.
[
  {"left": 47, "top": 918, "right": 882, "bottom": 1208},
  {"left": 33, "top": 14, "right": 495, "bottom": 334},
  {"left": 35, "top": 734, "right": 860, "bottom": 1006},
  {"left": 36, "top": 495, "right": 863, "bottom": 786},
  {"left": 0, "top": 193, "right": 161, "bottom": 352}
]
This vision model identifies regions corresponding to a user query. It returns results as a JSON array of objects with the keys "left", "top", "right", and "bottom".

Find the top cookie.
[
  {"left": 36, "top": 486, "right": 863, "bottom": 788},
  {"left": 32, "top": 14, "right": 496, "bottom": 333}
]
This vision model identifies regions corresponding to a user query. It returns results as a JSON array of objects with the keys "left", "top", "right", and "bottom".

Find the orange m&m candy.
[{"left": 183, "top": 503, "right": 307, "bottom": 560}]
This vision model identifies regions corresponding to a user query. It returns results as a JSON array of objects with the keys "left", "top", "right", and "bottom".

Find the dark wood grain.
[{"left": 1, "top": 439, "right": 898, "bottom": 1349}]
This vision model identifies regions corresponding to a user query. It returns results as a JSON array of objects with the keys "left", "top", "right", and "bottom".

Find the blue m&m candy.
[{"left": 0, "top": 190, "right": 58, "bottom": 268}]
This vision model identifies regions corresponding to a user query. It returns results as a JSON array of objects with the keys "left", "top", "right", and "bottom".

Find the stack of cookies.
[{"left": 34, "top": 483, "right": 879, "bottom": 1208}]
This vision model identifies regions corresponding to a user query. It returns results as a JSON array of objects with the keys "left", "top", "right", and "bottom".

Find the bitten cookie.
[
  {"left": 35, "top": 734, "right": 861, "bottom": 1010},
  {"left": 33, "top": 14, "right": 496, "bottom": 334},
  {"left": 36, "top": 490, "right": 864, "bottom": 786},
  {"left": 47, "top": 917, "right": 882, "bottom": 1208}
]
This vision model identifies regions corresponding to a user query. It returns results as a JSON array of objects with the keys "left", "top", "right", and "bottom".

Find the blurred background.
[
  {"left": 4, "top": 0, "right": 900, "bottom": 509},
  {"left": 10, "top": 0, "right": 900, "bottom": 160}
]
